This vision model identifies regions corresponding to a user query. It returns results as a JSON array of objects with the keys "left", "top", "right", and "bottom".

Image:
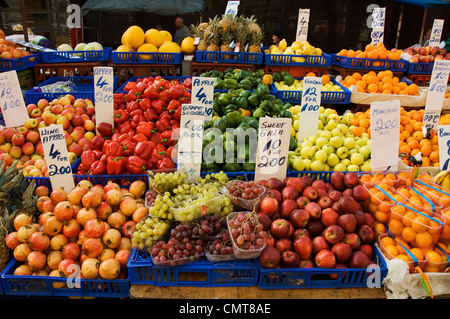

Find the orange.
[
  {"left": 359, "top": 118, "right": 370, "bottom": 128},
  {"left": 410, "top": 148, "right": 421, "bottom": 157},
  {"left": 346, "top": 77, "right": 357, "bottom": 86},
  {"left": 366, "top": 75, "right": 379, "bottom": 84},
  {"left": 367, "top": 83, "right": 378, "bottom": 93},
  {"left": 398, "top": 90, "right": 408, "bottom": 95},
  {"left": 374, "top": 211, "right": 389, "bottom": 223},
  {"left": 392, "top": 76, "right": 400, "bottom": 84},
  {"left": 377, "top": 71, "right": 386, "bottom": 80},
  {"left": 347, "top": 50, "right": 357, "bottom": 58},
  {"left": 381, "top": 75, "right": 393, "bottom": 84},
  {"left": 402, "top": 226, "right": 417, "bottom": 242},
  {"left": 412, "top": 130, "right": 423, "bottom": 141},
  {"left": 378, "top": 50, "right": 388, "bottom": 60},
  {"left": 403, "top": 124, "right": 414, "bottom": 134},
  {"left": 321, "top": 74, "right": 330, "bottom": 84},
  {"left": 412, "top": 121, "right": 423, "bottom": 132},
  {"left": 396, "top": 254, "right": 412, "bottom": 263},
  {"left": 356, "top": 52, "right": 367, "bottom": 59},
  {"left": 398, "top": 82, "right": 407, "bottom": 90},
  {"left": 356, "top": 80, "right": 367, "bottom": 89},
  {"left": 381, "top": 89, "right": 392, "bottom": 95},
  {"left": 306, "top": 72, "right": 317, "bottom": 77},
  {"left": 381, "top": 236, "right": 396, "bottom": 247},
  {"left": 339, "top": 49, "right": 348, "bottom": 56},
  {"left": 365, "top": 44, "right": 375, "bottom": 52},
  {"left": 407, "top": 139, "right": 419, "bottom": 150},
  {"left": 378, "top": 200, "right": 392, "bottom": 213},
  {"left": 415, "top": 231, "right": 433, "bottom": 248},
  {"left": 352, "top": 72, "right": 362, "bottom": 81},
  {"left": 367, "top": 50, "right": 378, "bottom": 59},
  {"left": 425, "top": 250, "right": 442, "bottom": 264},
  {"left": 388, "top": 219, "right": 404, "bottom": 236},
  {"left": 410, "top": 248, "right": 424, "bottom": 261},
  {"left": 420, "top": 144, "right": 431, "bottom": 157},
  {"left": 406, "top": 84, "right": 419, "bottom": 95},
  {"left": 385, "top": 245, "right": 399, "bottom": 258},
  {"left": 393, "top": 86, "right": 401, "bottom": 94},
  {"left": 375, "top": 42, "right": 385, "bottom": 50},
  {"left": 391, "top": 204, "right": 407, "bottom": 219},
  {"left": 411, "top": 215, "right": 429, "bottom": 233},
  {"left": 429, "top": 151, "right": 439, "bottom": 163}
]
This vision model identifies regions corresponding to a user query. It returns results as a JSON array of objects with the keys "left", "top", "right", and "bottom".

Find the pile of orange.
[
  {"left": 340, "top": 70, "right": 419, "bottom": 95},
  {"left": 439, "top": 113, "right": 450, "bottom": 125},
  {"left": 396, "top": 186, "right": 444, "bottom": 215},
  {"left": 396, "top": 171, "right": 433, "bottom": 187},
  {"left": 362, "top": 182, "right": 405, "bottom": 224},
  {"left": 349, "top": 109, "right": 371, "bottom": 137},
  {"left": 336, "top": 43, "right": 402, "bottom": 61},
  {"left": 379, "top": 235, "right": 426, "bottom": 273}
]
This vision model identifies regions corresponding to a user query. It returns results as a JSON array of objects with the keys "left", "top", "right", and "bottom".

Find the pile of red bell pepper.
[{"left": 76, "top": 76, "right": 191, "bottom": 175}]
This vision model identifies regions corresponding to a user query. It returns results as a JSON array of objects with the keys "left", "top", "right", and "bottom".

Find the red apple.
[
  {"left": 301, "top": 175, "right": 313, "bottom": 186},
  {"left": 330, "top": 171, "right": 345, "bottom": 190},
  {"left": 270, "top": 219, "right": 291, "bottom": 238},
  {"left": 357, "top": 225, "right": 375, "bottom": 244},
  {"left": 281, "top": 186, "right": 299, "bottom": 201},
  {"left": 299, "top": 259, "right": 315, "bottom": 268},
  {"left": 281, "top": 251, "right": 301, "bottom": 268},
  {"left": 337, "top": 213, "right": 357, "bottom": 233},
  {"left": 305, "top": 202, "right": 321, "bottom": 219},
  {"left": 321, "top": 208, "right": 339, "bottom": 226},
  {"left": 265, "top": 232, "right": 275, "bottom": 247},
  {"left": 267, "top": 177, "right": 283, "bottom": 191},
  {"left": 275, "top": 238, "right": 292, "bottom": 254},
  {"left": 323, "top": 225, "right": 345, "bottom": 244},
  {"left": 295, "top": 196, "right": 310, "bottom": 209},
  {"left": 342, "top": 233, "right": 361, "bottom": 250},
  {"left": 352, "top": 184, "right": 369, "bottom": 202},
  {"left": 312, "top": 179, "right": 327, "bottom": 191},
  {"left": 289, "top": 209, "right": 310, "bottom": 228},
  {"left": 293, "top": 236, "right": 313, "bottom": 260},
  {"left": 280, "top": 199, "right": 298, "bottom": 219},
  {"left": 349, "top": 251, "right": 370, "bottom": 268},
  {"left": 317, "top": 196, "right": 333, "bottom": 209},
  {"left": 259, "top": 246, "right": 281, "bottom": 268},
  {"left": 354, "top": 210, "right": 367, "bottom": 227},
  {"left": 331, "top": 242, "right": 353, "bottom": 263},
  {"left": 315, "top": 249, "right": 336, "bottom": 268},
  {"left": 257, "top": 213, "right": 272, "bottom": 231},
  {"left": 259, "top": 196, "right": 279, "bottom": 216},
  {"left": 343, "top": 172, "right": 359, "bottom": 188},
  {"left": 337, "top": 195, "right": 359, "bottom": 214},
  {"left": 328, "top": 190, "right": 343, "bottom": 203},
  {"left": 312, "top": 235, "right": 329, "bottom": 255},
  {"left": 292, "top": 228, "right": 309, "bottom": 240},
  {"left": 364, "top": 213, "right": 374, "bottom": 227},
  {"left": 302, "top": 186, "right": 318, "bottom": 201},
  {"left": 306, "top": 219, "right": 323, "bottom": 237},
  {"left": 286, "top": 177, "right": 306, "bottom": 193},
  {"left": 266, "top": 189, "right": 282, "bottom": 204},
  {"left": 11, "top": 133, "right": 25, "bottom": 146},
  {"left": 358, "top": 244, "right": 374, "bottom": 260}
]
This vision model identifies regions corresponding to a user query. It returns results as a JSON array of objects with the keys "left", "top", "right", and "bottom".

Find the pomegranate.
[
  {"left": 84, "top": 219, "right": 106, "bottom": 238},
  {"left": 62, "top": 242, "right": 81, "bottom": 260},
  {"left": 36, "top": 196, "right": 52, "bottom": 213},
  {"left": 103, "top": 181, "right": 120, "bottom": 193},
  {"left": 27, "top": 251, "right": 47, "bottom": 271},
  {"left": 42, "top": 215, "right": 63, "bottom": 236},
  {"left": 77, "top": 180, "right": 93, "bottom": 190},
  {"left": 118, "top": 237, "right": 132, "bottom": 251},
  {"left": 115, "top": 249, "right": 130, "bottom": 268},
  {"left": 79, "top": 252, "right": 89, "bottom": 264},
  {"left": 17, "top": 224, "right": 37, "bottom": 242},
  {"left": 5, "top": 231, "right": 21, "bottom": 250},
  {"left": 13, "top": 213, "right": 32, "bottom": 231},
  {"left": 81, "top": 258, "right": 100, "bottom": 279},
  {"left": 132, "top": 206, "right": 148, "bottom": 223},
  {"left": 39, "top": 212, "right": 54, "bottom": 225},
  {"left": 13, "top": 243, "right": 32, "bottom": 262},
  {"left": 63, "top": 219, "right": 82, "bottom": 238},
  {"left": 129, "top": 180, "right": 146, "bottom": 199},
  {"left": 34, "top": 185, "right": 50, "bottom": 197},
  {"left": 76, "top": 229, "right": 89, "bottom": 246},
  {"left": 121, "top": 220, "right": 136, "bottom": 238},
  {"left": 82, "top": 238, "right": 103, "bottom": 258},
  {"left": 107, "top": 211, "right": 126, "bottom": 229},
  {"left": 50, "top": 233, "right": 69, "bottom": 251},
  {"left": 14, "top": 264, "right": 32, "bottom": 276},
  {"left": 58, "top": 258, "right": 78, "bottom": 277},
  {"left": 99, "top": 258, "right": 121, "bottom": 279},
  {"left": 102, "top": 228, "right": 122, "bottom": 249},
  {"left": 67, "top": 186, "right": 88, "bottom": 205},
  {"left": 90, "top": 185, "right": 105, "bottom": 201},
  {"left": 50, "top": 187, "right": 68, "bottom": 204},
  {"left": 76, "top": 207, "right": 97, "bottom": 226},
  {"left": 81, "top": 190, "right": 102, "bottom": 208},
  {"left": 99, "top": 248, "right": 116, "bottom": 262},
  {"left": 32, "top": 270, "right": 49, "bottom": 276},
  {"left": 95, "top": 202, "right": 112, "bottom": 220},
  {"left": 49, "top": 269, "right": 66, "bottom": 288},
  {"left": 28, "top": 231, "right": 50, "bottom": 251},
  {"left": 47, "top": 251, "right": 63, "bottom": 270},
  {"left": 105, "top": 189, "right": 123, "bottom": 207},
  {"left": 30, "top": 223, "right": 41, "bottom": 231},
  {"left": 119, "top": 197, "right": 137, "bottom": 217},
  {"left": 53, "top": 201, "right": 74, "bottom": 222}
]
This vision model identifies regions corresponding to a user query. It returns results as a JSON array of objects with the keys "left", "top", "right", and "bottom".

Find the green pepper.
[
  {"left": 224, "top": 78, "right": 238, "bottom": 89},
  {"left": 239, "top": 78, "right": 253, "bottom": 90},
  {"left": 223, "top": 104, "right": 238, "bottom": 115},
  {"left": 214, "top": 78, "right": 223, "bottom": 89},
  {"left": 223, "top": 161, "right": 241, "bottom": 172},
  {"left": 223, "top": 131, "right": 234, "bottom": 142},
  {"left": 278, "top": 109, "right": 292, "bottom": 118},
  {"left": 225, "top": 110, "right": 242, "bottom": 128},
  {"left": 236, "top": 96, "right": 249, "bottom": 109},
  {"left": 253, "top": 71, "right": 262, "bottom": 78},
  {"left": 236, "top": 70, "right": 247, "bottom": 82},
  {"left": 289, "top": 136, "right": 298, "bottom": 151},
  {"left": 224, "top": 67, "right": 234, "bottom": 75},
  {"left": 272, "top": 72, "right": 282, "bottom": 83},
  {"left": 281, "top": 70, "right": 290, "bottom": 77},
  {"left": 282, "top": 102, "right": 292, "bottom": 110},
  {"left": 236, "top": 143, "right": 250, "bottom": 162},
  {"left": 213, "top": 117, "right": 227, "bottom": 132},
  {"left": 217, "top": 93, "right": 232, "bottom": 106},
  {"left": 253, "top": 107, "right": 266, "bottom": 118},
  {"left": 247, "top": 118, "right": 259, "bottom": 130},
  {"left": 237, "top": 121, "right": 251, "bottom": 131},
  {"left": 212, "top": 101, "right": 221, "bottom": 115},
  {"left": 283, "top": 75, "right": 295, "bottom": 86},
  {"left": 200, "top": 72, "right": 211, "bottom": 77},
  {"left": 204, "top": 119, "right": 214, "bottom": 130},
  {"left": 248, "top": 94, "right": 260, "bottom": 108},
  {"left": 260, "top": 100, "right": 274, "bottom": 113},
  {"left": 256, "top": 84, "right": 270, "bottom": 99},
  {"left": 239, "top": 90, "right": 251, "bottom": 98}
]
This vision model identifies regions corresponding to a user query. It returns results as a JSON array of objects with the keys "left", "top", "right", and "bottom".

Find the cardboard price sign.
[
  {"left": 191, "top": 76, "right": 214, "bottom": 120},
  {"left": 371, "top": 7, "right": 386, "bottom": 45},
  {"left": 225, "top": 1, "right": 240, "bottom": 16},
  {"left": 0, "top": 70, "right": 29, "bottom": 128},
  {"left": 429, "top": 19, "right": 444, "bottom": 48},
  {"left": 255, "top": 117, "right": 292, "bottom": 182},
  {"left": 94, "top": 67, "right": 114, "bottom": 133},
  {"left": 297, "top": 77, "right": 322, "bottom": 143},
  {"left": 438, "top": 125, "right": 450, "bottom": 171},
  {"left": 177, "top": 104, "right": 205, "bottom": 182},
  {"left": 370, "top": 100, "right": 401, "bottom": 172},
  {"left": 296, "top": 9, "right": 310, "bottom": 43},
  {"left": 39, "top": 124, "right": 75, "bottom": 192},
  {"left": 425, "top": 60, "right": 450, "bottom": 112}
]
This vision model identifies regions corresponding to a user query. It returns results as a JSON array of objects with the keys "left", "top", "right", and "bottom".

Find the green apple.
[
  {"left": 327, "top": 153, "right": 340, "bottom": 167},
  {"left": 315, "top": 149, "right": 328, "bottom": 163},
  {"left": 336, "top": 146, "right": 349, "bottom": 159},
  {"left": 330, "top": 136, "right": 343, "bottom": 149},
  {"left": 361, "top": 132, "right": 370, "bottom": 139},
  {"left": 312, "top": 145, "right": 320, "bottom": 153},
  {"left": 319, "top": 113, "right": 329, "bottom": 124},
  {"left": 360, "top": 161, "right": 371, "bottom": 172},
  {"left": 355, "top": 138, "right": 367, "bottom": 147},
  {"left": 318, "top": 121, "right": 324, "bottom": 130},
  {"left": 347, "top": 164, "right": 360, "bottom": 172},
  {"left": 307, "top": 135, "right": 318, "bottom": 145},
  {"left": 323, "top": 163, "right": 331, "bottom": 171},
  {"left": 322, "top": 144, "right": 335, "bottom": 155},
  {"left": 343, "top": 137, "right": 355, "bottom": 150},
  {"left": 302, "top": 140, "right": 313, "bottom": 148},
  {"left": 337, "top": 123, "right": 348, "bottom": 134},
  {"left": 324, "top": 108, "right": 335, "bottom": 116},
  {"left": 320, "top": 130, "right": 332, "bottom": 140},
  {"left": 315, "top": 136, "right": 329, "bottom": 148},
  {"left": 300, "top": 145, "right": 314, "bottom": 159},
  {"left": 329, "top": 114, "right": 340, "bottom": 121},
  {"left": 292, "top": 157, "right": 306, "bottom": 171},
  {"left": 326, "top": 119, "right": 338, "bottom": 131},
  {"left": 293, "top": 119, "right": 300, "bottom": 132},
  {"left": 341, "top": 158, "right": 351, "bottom": 166},
  {"left": 331, "top": 127, "right": 343, "bottom": 137},
  {"left": 295, "top": 147, "right": 302, "bottom": 155},
  {"left": 311, "top": 160, "right": 325, "bottom": 171},
  {"left": 302, "top": 158, "right": 312, "bottom": 170},
  {"left": 345, "top": 131, "right": 355, "bottom": 138},
  {"left": 319, "top": 106, "right": 325, "bottom": 114},
  {"left": 359, "top": 145, "right": 371, "bottom": 159},
  {"left": 351, "top": 152, "right": 365, "bottom": 166},
  {"left": 349, "top": 149, "right": 358, "bottom": 157},
  {"left": 333, "top": 163, "right": 347, "bottom": 171}
]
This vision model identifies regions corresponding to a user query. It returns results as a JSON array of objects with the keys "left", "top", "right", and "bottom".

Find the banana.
[
  {"left": 433, "top": 171, "right": 449, "bottom": 185},
  {"left": 441, "top": 174, "right": 450, "bottom": 191}
]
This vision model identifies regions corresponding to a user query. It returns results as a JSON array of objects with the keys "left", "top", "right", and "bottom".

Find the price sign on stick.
[
  {"left": 429, "top": 19, "right": 444, "bottom": 48},
  {"left": 177, "top": 104, "right": 205, "bottom": 182},
  {"left": 225, "top": 1, "right": 240, "bottom": 16},
  {"left": 94, "top": 67, "right": 114, "bottom": 133},
  {"left": 425, "top": 60, "right": 450, "bottom": 112},
  {"left": 255, "top": 117, "right": 292, "bottom": 182},
  {"left": 370, "top": 100, "right": 401, "bottom": 172},
  {"left": 296, "top": 9, "right": 310, "bottom": 43},
  {"left": 39, "top": 124, "right": 75, "bottom": 192},
  {"left": 371, "top": 7, "right": 386, "bottom": 45},
  {"left": 191, "top": 76, "right": 214, "bottom": 121},
  {"left": 438, "top": 125, "right": 450, "bottom": 171},
  {"left": 0, "top": 70, "right": 29, "bottom": 128},
  {"left": 297, "top": 77, "right": 322, "bottom": 143}
]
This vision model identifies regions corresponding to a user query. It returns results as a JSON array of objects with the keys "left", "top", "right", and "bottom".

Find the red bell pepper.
[
  {"left": 90, "top": 160, "right": 107, "bottom": 175},
  {"left": 158, "top": 89, "right": 170, "bottom": 104},
  {"left": 122, "top": 139, "right": 137, "bottom": 156},
  {"left": 126, "top": 100, "right": 140, "bottom": 113},
  {"left": 136, "top": 122, "right": 154, "bottom": 139},
  {"left": 131, "top": 132, "right": 148, "bottom": 143},
  {"left": 113, "top": 93, "right": 126, "bottom": 104},
  {"left": 135, "top": 81, "right": 147, "bottom": 93},
  {"left": 117, "top": 133, "right": 131, "bottom": 144},
  {"left": 173, "top": 107, "right": 181, "bottom": 120},
  {"left": 125, "top": 156, "right": 147, "bottom": 174},
  {"left": 81, "top": 150, "right": 97, "bottom": 171},
  {"left": 156, "top": 143, "right": 166, "bottom": 152},
  {"left": 150, "top": 132, "right": 161, "bottom": 145},
  {"left": 154, "top": 78, "right": 170, "bottom": 91},
  {"left": 97, "top": 122, "right": 114, "bottom": 138},
  {"left": 151, "top": 100, "right": 166, "bottom": 114},
  {"left": 126, "top": 89, "right": 141, "bottom": 102},
  {"left": 145, "top": 108, "right": 158, "bottom": 121},
  {"left": 93, "top": 149, "right": 103, "bottom": 160},
  {"left": 103, "top": 140, "right": 123, "bottom": 157},
  {"left": 143, "top": 84, "right": 159, "bottom": 100},
  {"left": 129, "top": 108, "right": 143, "bottom": 118},
  {"left": 114, "top": 109, "right": 129, "bottom": 123},
  {"left": 157, "top": 157, "right": 176, "bottom": 169},
  {"left": 150, "top": 149, "right": 165, "bottom": 166},
  {"left": 159, "top": 110, "right": 172, "bottom": 122},
  {"left": 124, "top": 81, "right": 137, "bottom": 91},
  {"left": 106, "top": 156, "right": 124, "bottom": 175},
  {"left": 117, "top": 120, "right": 132, "bottom": 134},
  {"left": 169, "top": 119, "right": 180, "bottom": 129},
  {"left": 166, "top": 145, "right": 173, "bottom": 159},
  {"left": 161, "top": 130, "right": 173, "bottom": 146},
  {"left": 168, "top": 84, "right": 186, "bottom": 100},
  {"left": 167, "top": 99, "right": 180, "bottom": 114},
  {"left": 183, "top": 78, "right": 192, "bottom": 90},
  {"left": 155, "top": 118, "right": 170, "bottom": 133},
  {"left": 91, "top": 135, "right": 105, "bottom": 151},
  {"left": 134, "top": 141, "right": 154, "bottom": 159},
  {"left": 138, "top": 97, "right": 151, "bottom": 110}
]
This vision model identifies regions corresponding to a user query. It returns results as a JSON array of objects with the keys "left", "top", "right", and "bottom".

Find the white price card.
[
  {"left": 94, "top": 66, "right": 114, "bottom": 133},
  {"left": 0, "top": 70, "right": 29, "bottom": 128},
  {"left": 438, "top": 125, "right": 450, "bottom": 171},
  {"left": 422, "top": 109, "right": 441, "bottom": 133},
  {"left": 370, "top": 100, "right": 401, "bottom": 172},
  {"left": 225, "top": 1, "right": 240, "bottom": 16},
  {"left": 425, "top": 60, "right": 450, "bottom": 112},
  {"left": 39, "top": 124, "right": 75, "bottom": 192},
  {"left": 429, "top": 19, "right": 444, "bottom": 48},
  {"left": 296, "top": 9, "right": 310, "bottom": 43},
  {"left": 371, "top": 7, "right": 385, "bottom": 45},
  {"left": 177, "top": 104, "right": 205, "bottom": 182},
  {"left": 191, "top": 76, "right": 214, "bottom": 121},
  {"left": 255, "top": 117, "right": 292, "bottom": 182},
  {"left": 297, "top": 77, "right": 322, "bottom": 143}
]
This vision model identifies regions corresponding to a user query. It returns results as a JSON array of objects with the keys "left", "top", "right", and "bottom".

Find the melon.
[
  {"left": 158, "top": 41, "right": 181, "bottom": 53},
  {"left": 122, "top": 26, "right": 145, "bottom": 50},
  {"left": 144, "top": 29, "right": 163, "bottom": 48},
  {"left": 160, "top": 30, "right": 172, "bottom": 43},
  {"left": 181, "top": 37, "right": 196, "bottom": 55},
  {"left": 137, "top": 43, "right": 158, "bottom": 60}
]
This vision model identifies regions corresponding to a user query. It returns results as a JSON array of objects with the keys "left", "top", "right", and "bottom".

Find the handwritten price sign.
[
  {"left": 370, "top": 100, "right": 401, "bottom": 172},
  {"left": 39, "top": 124, "right": 75, "bottom": 192},
  {"left": 225, "top": 1, "right": 240, "bottom": 16},
  {"left": 94, "top": 67, "right": 114, "bottom": 133},
  {"left": 177, "top": 104, "right": 205, "bottom": 182},
  {"left": 426, "top": 60, "right": 450, "bottom": 112},
  {"left": 0, "top": 71, "right": 29, "bottom": 128},
  {"left": 191, "top": 76, "right": 214, "bottom": 121},
  {"left": 255, "top": 117, "right": 292, "bottom": 182},
  {"left": 297, "top": 77, "right": 322, "bottom": 143},
  {"left": 438, "top": 125, "right": 450, "bottom": 171},
  {"left": 371, "top": 7, "right": 386, "bottom": 45},
  {"left": 296, "top": 9, "right": 310, "bottom": 43},
  {"left": 429, "top": 19, "right": 444, "bottom": 48}
]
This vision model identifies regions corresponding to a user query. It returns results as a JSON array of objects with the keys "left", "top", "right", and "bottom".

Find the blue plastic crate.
[
  {"left": 196, "top": 51, "right": 263, "bottom": 65},
  {"left": 112, "top": 51, "right": 183, "bottom": 65},
  {"left": 41, "top": 48, "right": 112, "bottom": 63},
  {"left": 1, "top": 258, "right": 130, "bottom": 297},
  {"left": 258, "top": 245, "right": 388, "bottom": 289},
  {"left": 273, "top": 78, "right": 352, "bottom": 104},
  {"left": 24, "top": 76, "right": 118, "bottom": 104},
  {"left": 264, "top": 52, "right": 331, "bottom": 67},
  {"left": 406, "top": 61, "right": 434, "bottom": 74},
  {"left": 127, "top": 248, "right": 259, "bottom": 286},
  {"left": 115, "top": 76, "right": 191, "bottom": 93},
  {"left": 0, "top": 52, "right": 42, "bottom": 71},
  {"left": 330, "top": 53, "right": 409, "bottom": 72}
]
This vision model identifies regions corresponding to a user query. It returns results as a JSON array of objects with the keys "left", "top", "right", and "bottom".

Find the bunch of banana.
[{"left": 433, "top": 170, "right": 450, "bottom": 190}]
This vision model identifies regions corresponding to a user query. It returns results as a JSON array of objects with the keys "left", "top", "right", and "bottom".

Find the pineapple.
[
  {"left": 190, "top": 24, "right": 207, "bottom": 51},
  {"left": 246, "top": 15, "right": 261, "bottom": 35},
  {"left": 205, "top": 17, "right": 221, "bottom": 52},
  {"left": 218, "top": 14, "right": 234, "bottom": 33},
  {"left": 249, "top": 30, "right": 264, "bottom": 53},
  {"left": 220, "top": 27, "right": 235, "bottom": 58},
  {"left": 234, "top": 20, "right": 249, "bottom": 52}
]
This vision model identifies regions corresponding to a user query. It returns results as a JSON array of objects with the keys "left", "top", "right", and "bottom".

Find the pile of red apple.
[
  {"left": 4, "top": 179, "right": 149, "bottom": 282},
  {"left": 0, "top": 95, "right": 96, "bottom": 177},
  {"left": 404, "top": 45, "right": 449, "bottom": 64},
  {"left": 257, "top": 172, "right": 376, "bottom": 272}
]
